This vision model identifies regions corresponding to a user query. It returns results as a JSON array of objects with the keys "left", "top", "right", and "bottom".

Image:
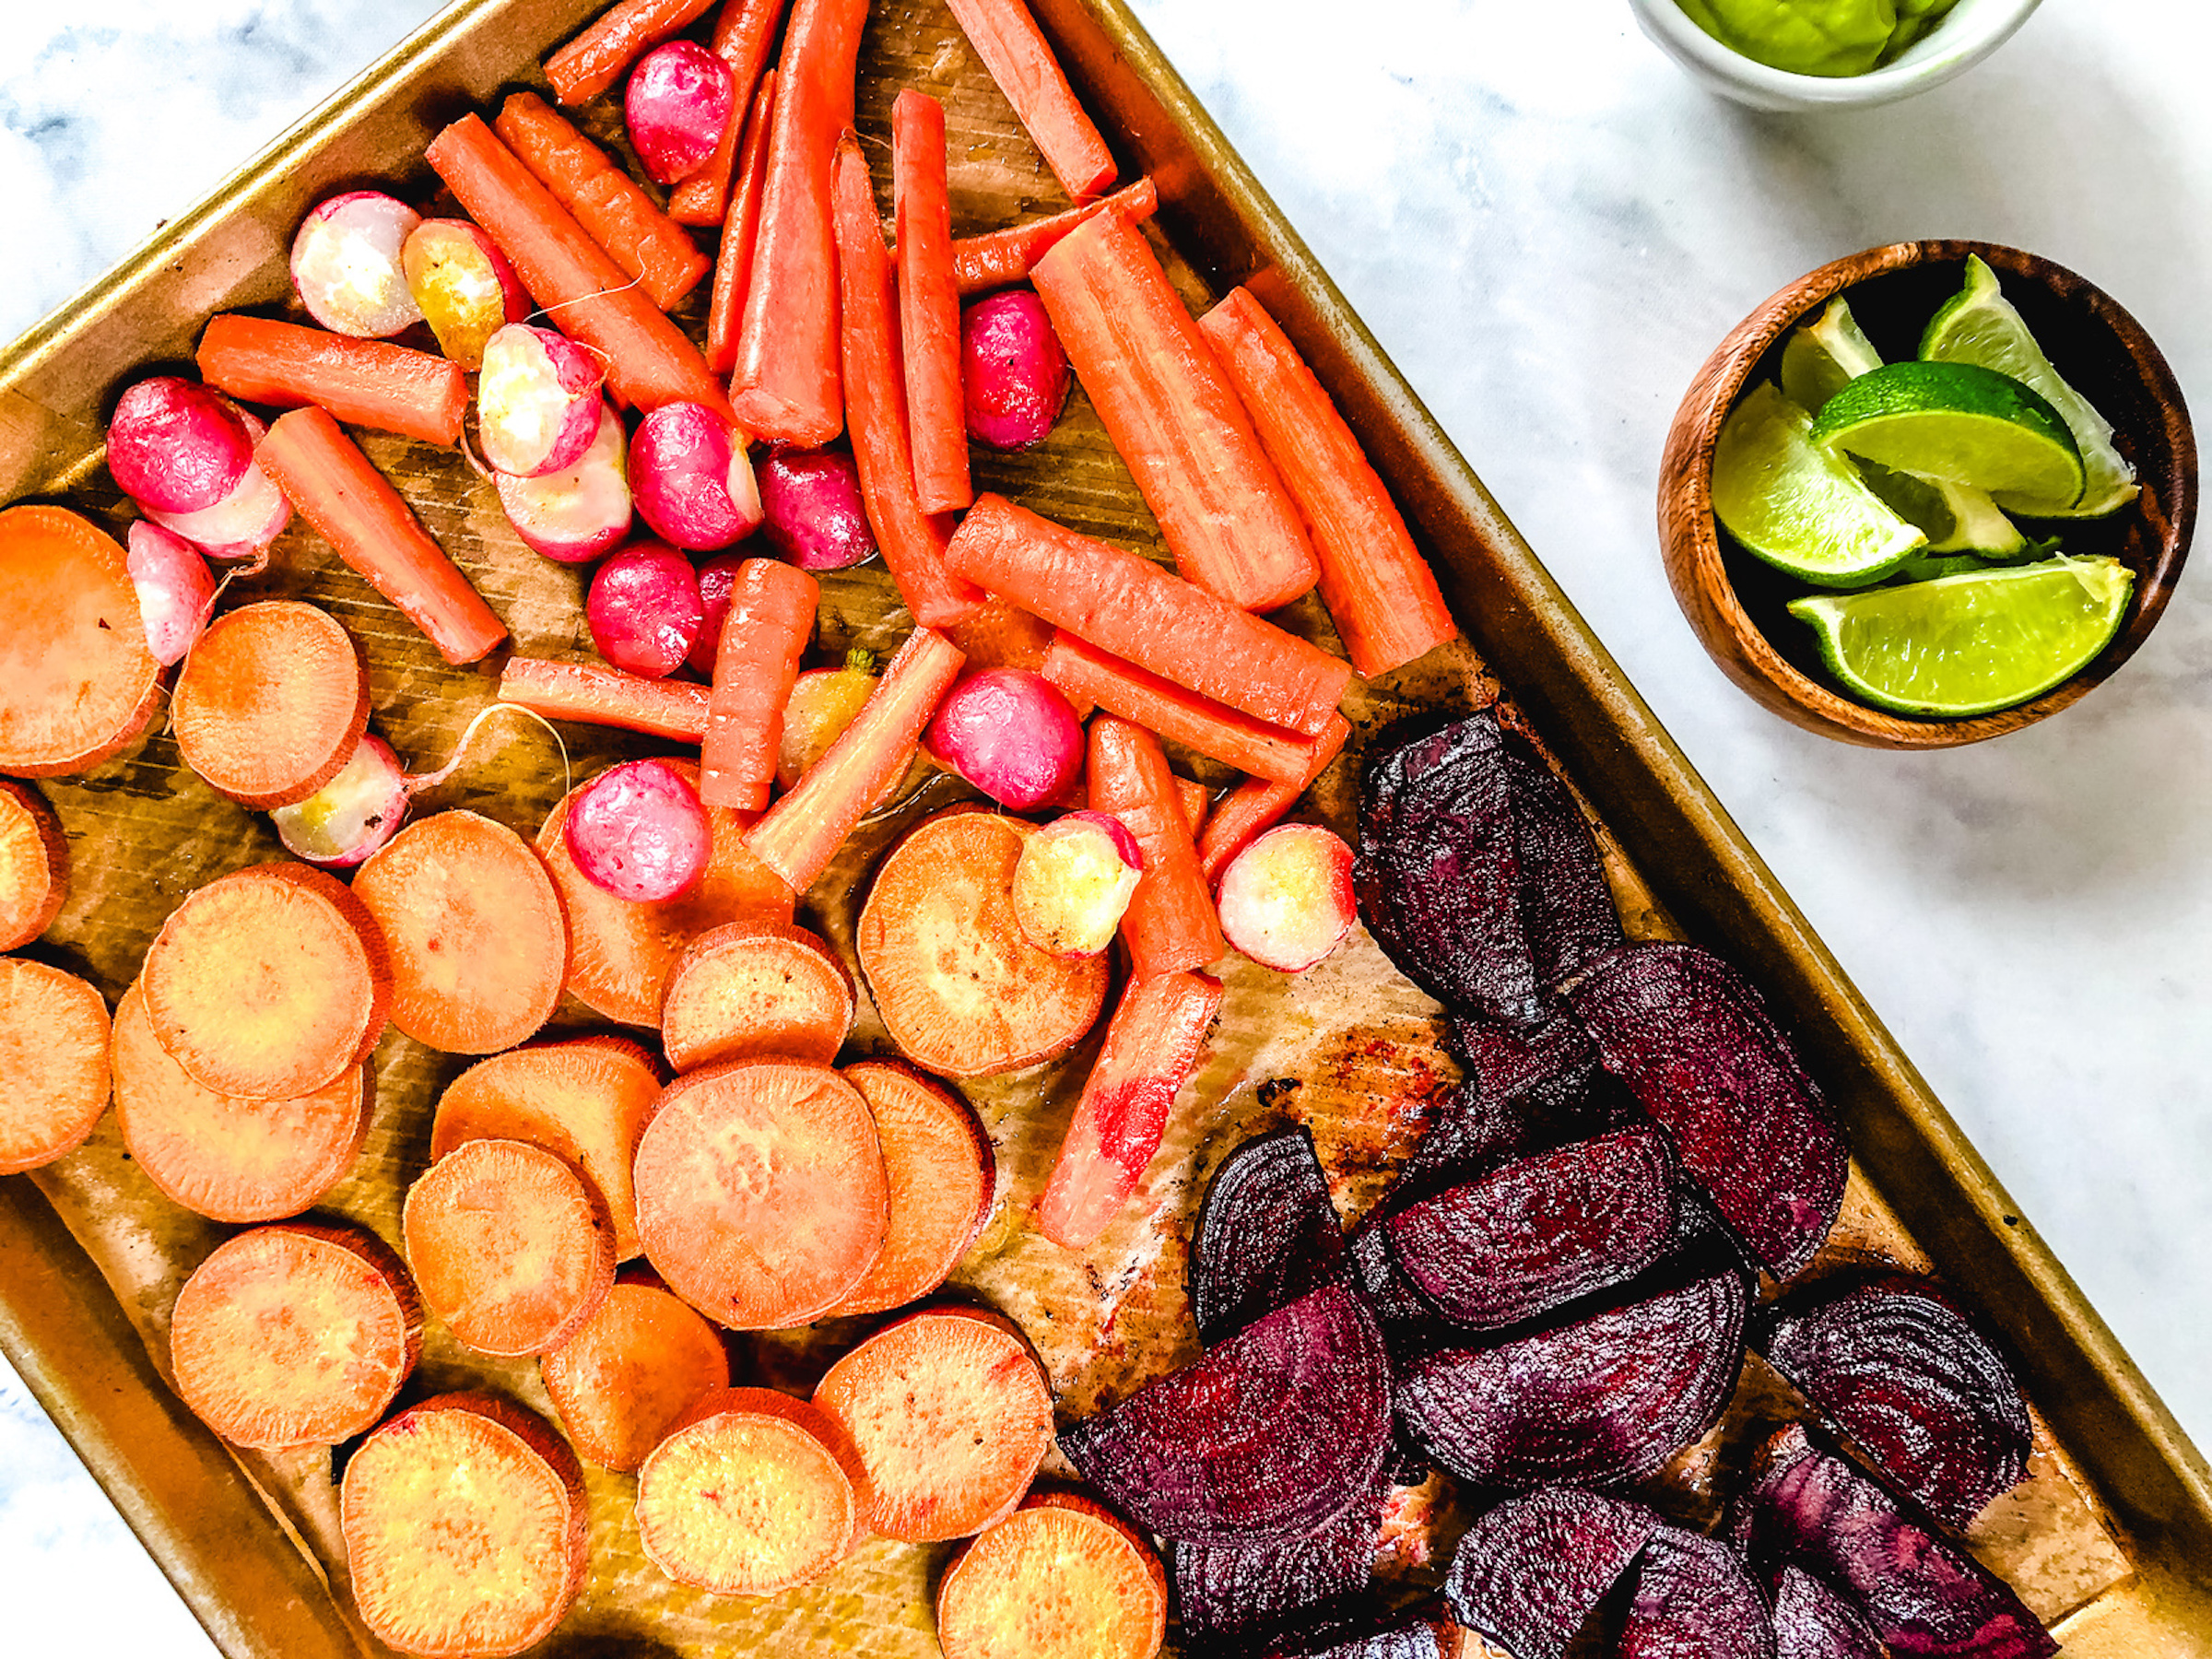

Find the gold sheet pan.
[{"left": 2, "top": 0, "right": 2208, "bottom": 1653}]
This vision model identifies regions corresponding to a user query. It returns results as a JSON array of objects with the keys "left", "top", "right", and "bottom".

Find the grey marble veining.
[{"left": 3, "top": 1, "right": 2207, "bottom": 1653}]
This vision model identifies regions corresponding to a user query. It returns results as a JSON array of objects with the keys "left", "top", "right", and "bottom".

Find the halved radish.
[
  {"left": 625, "top": 41, "right": 736, "bottom": 186},
  {"left": 1216, "top": 824, "right": 1357, "bottom": 973},
  {"left": 124, "top": 522, "right": 217, "bottom": 665},
  {"left": 291, "top": 191, "right": 424, "bottom": 337},
  {"left": 631, "top": 401, "right": 761, "bottom": 551},
  {"left": 106, "top": 376, "right": 253, "bottom": 512},
  {"left": 477, "top": 324, "right": 606, "bottom": 477},
  {"left": 563, "top": 758, "right": 712, "bottom": 902},
  {"left": 0, "top": 505, "right": 161, "bottom": 778},
  {"left": 658, "top": 920, "right": 854, "bottom": 1072},
  {"left": 540, "top": 1276, "right": 729, "bottom": 1471},
  {"left": 0, "top": 958, "right": 110, "bottom": 1176},
  {"left": 267, "top": 733, "right": 410, "bottom": 868},
  {"left": 827, "top": 1061, "right": 996, "bottom": 1318},
  {"left": 402, "top": 218, "right": 529, "bottom": 370},
  {"left": 496, "top": 400, "right": 634, "bottom": 563},
  {"left": 143, "top": 409, "right": 291, "bottom": 561},
  {"left": 1012, "top": 810, "right": 1143, "bottom": 958},
  {"left": 171, "top": 601, "right": 371, "bottom": 810},
  {"left": 0, "top": 780, "right": 67, "bottom": 951}
]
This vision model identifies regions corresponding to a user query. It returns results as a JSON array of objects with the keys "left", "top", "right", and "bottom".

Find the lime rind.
[
  {"left": 1811, "top": 360, "right": 2085, "bottom": 506},
  {"left": 1712, "top": 382, "right": 1925, "bottom": 588},
  {"left": 1781, "top": 297, "right": 1882, "bottom": 414}
]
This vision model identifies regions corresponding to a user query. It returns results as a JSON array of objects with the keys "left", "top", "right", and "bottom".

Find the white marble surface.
[{"left": 2, "top": 0, "right": 2206, "bottom": 1653}]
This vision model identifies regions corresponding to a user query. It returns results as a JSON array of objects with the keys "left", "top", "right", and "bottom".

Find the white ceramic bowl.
[{"left": 1628, "top": 0, "right": 2043, "bottom": 111}]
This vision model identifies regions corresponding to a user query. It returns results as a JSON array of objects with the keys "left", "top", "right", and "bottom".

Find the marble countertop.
[{"left": 2, "top": 0, "right": 2206, "bottom": 1652}]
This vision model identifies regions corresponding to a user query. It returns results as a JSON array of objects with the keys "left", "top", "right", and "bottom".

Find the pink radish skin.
[
  {"left": 1013, "top": 811, "right": 1144, "bottom": 958},
  {"left": 144, "top": 409, "right": 291, "bottom": 560},
  {"left": 563, "top": 759, "right": 712, "bottom": 901},
  {"left": 477, "top": 323, "right": 606, "bottom": 477},
  {"left": 1217, "top": 824, "right": 1357, "bottom": 973},
  {"left": 630, "top": 401, "right": 760, "bottom": 552},
  {"left": 108, "top": 377, "right": 254, "bottom": 512},
  {"left": 962, "top": 290, "right": 1071, "bottom": 452},
  {"left": 925, "top": 667, "right": 1084, "bottom": 811},
  {"left": 687, "top": 551, "right": 747, "bottom": 677},
  {"left": 125, "top": 521, "right": 218, "bottom": 665},
  {"left": 402, "top": 218, "right": 529, "bottom": 370},
  {"left": 625, "top": 41, "right": 736, "bottom": 185},
  {"left": 587, "top": 543, "right": 704, "bottom": 678},
  {"left": 757, "top": 447, "right": 877, "bottom": 571},
  {"left": 290, "top": 191, "right": 425, "bottom": 338},
  {"left": 268, "top": 735, "right": 410, "bottom": 868},
  {"left": 497, "top": 401, "right": 633, "bottom": 562}
]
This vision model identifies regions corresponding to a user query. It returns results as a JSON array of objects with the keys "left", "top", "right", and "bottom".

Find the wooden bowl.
[{"left": 1659, "top": 241, "right": 2195, "bottom": 747}]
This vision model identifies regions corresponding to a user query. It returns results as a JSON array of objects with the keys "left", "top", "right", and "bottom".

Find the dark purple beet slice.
[
  {"left": 1442, "top": 1486, "right": 1661, "bottom": 1659},
  {"left": 1396, "top": 1260, "right": 1748, "bottom": 1488},
  {"left": 1348, "top": 1217, "right": 1436, "bottom": 1333},
  {"left": 1738, "top": 1425, "right": 2055, "bottom": 1659},
  {"left": 1771, "top": 1565, "right": 1885, "bottom": 1659},
  {"left": 1565, "top": 941, "right": 1846, "bottom": 1280},
  {"left": 1382, "top": 1127, "right": 1678, "bottom": 1331},
  {"left": 1061, "top": 1279, "right": 1391, "bottom": 1544},
  {"left": 1192, "top": 1125, "right": 1347, "bottom": 1347},
  {"left": 1354, "top": 713, "right": 1623, "bottom": 1026},
  {"left": 1399, "top": 1015, "right": 1618, "bottom": 1194},
  {"left": 1172, "top": 1464, "right": 1387, "bottom": 1644},
  {"left": 1759, "top": 1275, "right": 2031, "bottom": 1531},
  {"left": 1255, "top": 1611, "right": 1460, "bottom": 1659},
  {"left": 1618, "top": 1527, "right": 1776, "bottom": 1659}
]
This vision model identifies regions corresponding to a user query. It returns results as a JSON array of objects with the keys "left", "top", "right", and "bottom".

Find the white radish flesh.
[
  {"left": 145, "top": 408, "right": 290, "bottom": 561},
  {"left": 1014, "top": 811, "right": 1144, "bottom": 958},
  {"left": 124, "top": 522, "right": 218, "bottom": 666},
  {"left": 269, "top": 735, "right": 410, "bottom": 868},
  {"left": 630, "top": 402, "right": 760, "bottom": 552},
  {"left": 291, "top": 192, "right": 425, "bottom": 338},
  {"left": 478, "top": 324, "right": 606, "bottom": 477},
  {"left": 497, "top": 402, "right": 634, "bottom": 563}
]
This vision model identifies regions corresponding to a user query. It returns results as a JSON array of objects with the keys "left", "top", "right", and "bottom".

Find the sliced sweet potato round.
[
  {"left": 141, "top": 861, "right": 392, "bottom": 1098},
  {"left": 430, "top": 1037, "right": 660, "bottom": 1260},
  {"left": 171, "top": 600, "right": 371, "bottom": 808},
  {"left": 538, "top": 759, "right": 796, "bottom": 1028},
  {"left": 0, "top": 780, "right": 68, "bottom": 949},
  {"left": 633, "top": 1059, "right": 888, "bottom": 1329},
  {"left": 660, "top": 918, "right": 854, "bottom": 1072},
  {"left": 352, "top": 809, "right": 567, "bottom": 1054},
  {"left": 635, "top": 1386, "right": 867, "bottom": 1594},
  {"left": 827, "top": 1061, "right": 996, "bottom": 1318},
  {"left": 170, "top": 1221, "right": 421, "bottom": 1448},
  {"left": 0, "top": 957, "right": 111, "bottom": 1174},
  {"left": 112, "top": 980, "right": 371, "bottom": 1221},
  {"left": 402, "top": 1138, "right": 615, "bottom": 1357},
  {"left": 813, "top": 1305, "right": 1053, "bottom": 1542},
  {"left": 937, "top": 1491, "right": 1169, "bottom": 1659},
  {"left": 540, "top": 1276, "right": 730, "bottom": 1472},
  {"left": 0, "top": 504, "right": 160, "bottom": 777},
  {"left": 856, "top": 808, "right": 1108, "bottom": 1077},
  {"left": 340, "top": 1392, "right": 588, "bottom": 1658}
]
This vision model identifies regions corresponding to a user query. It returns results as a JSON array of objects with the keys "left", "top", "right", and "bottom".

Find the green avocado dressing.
[{"left": 1676, "top": 0, "right": 1960, "bottom": 77}]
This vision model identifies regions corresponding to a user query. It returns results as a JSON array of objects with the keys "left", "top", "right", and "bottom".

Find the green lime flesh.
[
  {"left": 1712, "top": 381, "right": 1925, "bottom": 587},
  {"left": 1811, "top": 360, "right": 2084, "bottom": 507},
  {"left": 1786, "top": 554, "right": 2133, "bottom": 717},
  {"left": 1781, "top": 297, "right": 1883, "bottom": 414},
  {"left": 1676, "top": 0, "right": 1898, "bottom": 76}
]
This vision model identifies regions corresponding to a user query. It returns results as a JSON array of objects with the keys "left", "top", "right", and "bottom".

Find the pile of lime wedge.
[{"left": 1712, "top": 255, "right": 2138, "bottom": 719}]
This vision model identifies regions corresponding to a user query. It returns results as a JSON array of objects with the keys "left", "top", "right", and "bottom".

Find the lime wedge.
[
  {"left": 1780, "top": 297, "right": 1883, "bottom": 414},
  {"left": 1811, "top": 361, "right": 2084, "bottom": 507},
  {"left": 1920, "top": 254, "right": 2139, "bottom": 518},
  {"left": 1712, "top": 382, "right": 1925, "bottom": 587},
  {"left": 1786, "top": 555, "right": 2133, "bottom": 717}
]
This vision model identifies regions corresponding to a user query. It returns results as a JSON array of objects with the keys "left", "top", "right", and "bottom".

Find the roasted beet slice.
[
  {"left": 1397, "top": 1261, "right": 1748, "bottom": 1489},
  {"left": 1061, "top": 1279, "right": 1391, "bottom": 1544},
  {"left": 1566, "top": 941, "right": 1845, "bottom": 1280},
  {"left": 1256, "top": 1611, "right": 1461, "bottom": 1659},
  {"left": 1771, "top": 1565, "right": 1885, "bottom": 1659},
  {"left": 1382, "top": 1127, "right": 1677, "bottom": 1332},
  {"left": 1759, "top": 1275, "right": 2030, "bottom": 1531},
  {"left": 1172, "top": 1465, "right": 1386, "bottom": 1644},
  {"left": 1618, "top": 1527, "right": 1775, "bottom": 1659},
  {"left": 1738, "top": 1425, "right": 2055, "bottom": 1659},
  {"left": 1443, "top": 1486, "right": 1660, "bottom": 1659},
  {"left": 1399, "top": 1014, "right": 1617, "bottom": 1194},
  {"left": 1355, "top": 713, "right": 1622, "bottom": 1026},
  {"left": 1191, "top": 1125, "right": 1347, "bottom": 1347},
  {"left": 1347, "top": 1218, "right": 1435, "bottom": 1334}
]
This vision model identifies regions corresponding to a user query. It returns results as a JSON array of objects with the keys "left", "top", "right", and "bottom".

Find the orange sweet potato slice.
[
  {"left": 340, "top": 1391, "right": 588, "bottom": 1658},
  {"left": 112, "top": 980, "right": 370, "bottom": 1221},
  {"left": 429, "top": 1037, "right": 660, "bottom": 1260},
  {"left": 814, "top": 1305, "right": 1053, "bottom": 1542},
  {"left": 937, "top": 1490, "right": 1170, "bottom": 1659},
  {"left": 0, "top": 780, "right": 68, "bottom": 950},
  {"left": 170, "top": 1221, "right": 421, "bottom": 1448},
  {"left": 827, "top": 1061, "right": 996, "bottom": 1317},
  {"left": 141, "top": 861, "right": 392, "bottom": 1098},
  {"left": 635, "top": 1385, "right": 869, "bottom": 1594},
  {"left": 402, "top": 1138, "right": 615, "bottom": 1357},
  {"left": 659, "top": 918, "right": 854, "bottom": 1072},
  {"left": 0, "top": 504, "right": 160, "bottom": 777},
  {"left": 352, "top": 809, "right": 567, "bottom": 1054},
  {"left": 632, "top": 1059, "right": 888, "bottom": 1329},
  {"left": 538, "top": 757, "right": 796, "bottom": 1027},
  {"left": 856, "top": 807, "right": 1107, "bottom": 1077},
  {"left": 171, "top": 600, "right": 371, "bottom": 808},
  {"left": 0, "top": 957, "right": 111, "bottom": 1175},
  {"left": 540, "top": 1275, "right": 731, "bottom": 1471}
]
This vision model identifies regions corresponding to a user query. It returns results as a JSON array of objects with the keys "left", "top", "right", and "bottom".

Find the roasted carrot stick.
[
  {"left": 1031, "top": 213, "right": 1318, "bottom": 611},
  {"left": 256, "top": 406, "right": 507, "bottom": 665},
  {"left": 494, "top": 92, "right": 711, "bottom": 311},
  {"left": 425, "top": 114, "right": 734, "bottom": 421},
  {"left": 831, "top": 135, "right": 986, "bottom": 625},
  {"left": 706, "top": 70, "right": 776, "bottom": 376},
  {"left": 667, "top": 0, "right": 788, "bottom": 226},
  {"left": 893, "top": 91, "right": 971, "bottom": 513},
  {"left": 944, "top": 0, "right": 1115, "bottom": 200},
  {"left": 744, "top": 626, "right": 965, "bottom": 893},
  {"left": 196, "top": 314, "right": 467, "bottom": 447},
  {"left": 950, "top": 177, "right": 1157, "bottom": 297},
  {"left": 545, "top": 0, "right": 719, "bottom": 104},
  {"left": 500, "top": 656, "right": 712, "bottom": 740},
  {"left": 701, "top": 557, "right": 818, "bottom": 811},
  {"left": 943, "top": 494, "right": 1350, "bottom": 736},
  {"left": 729, "top": 0, "right": 866, "bottom": 446},
  {"left": 1197, "top": 287, "right": 1458, "bottom": 677},
  {"left": 1085, "top": 717, "right": 1224, "bottom": 980},
  {"left": 1194, "top": 712, "right": 1350, "bottom": 884}
]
